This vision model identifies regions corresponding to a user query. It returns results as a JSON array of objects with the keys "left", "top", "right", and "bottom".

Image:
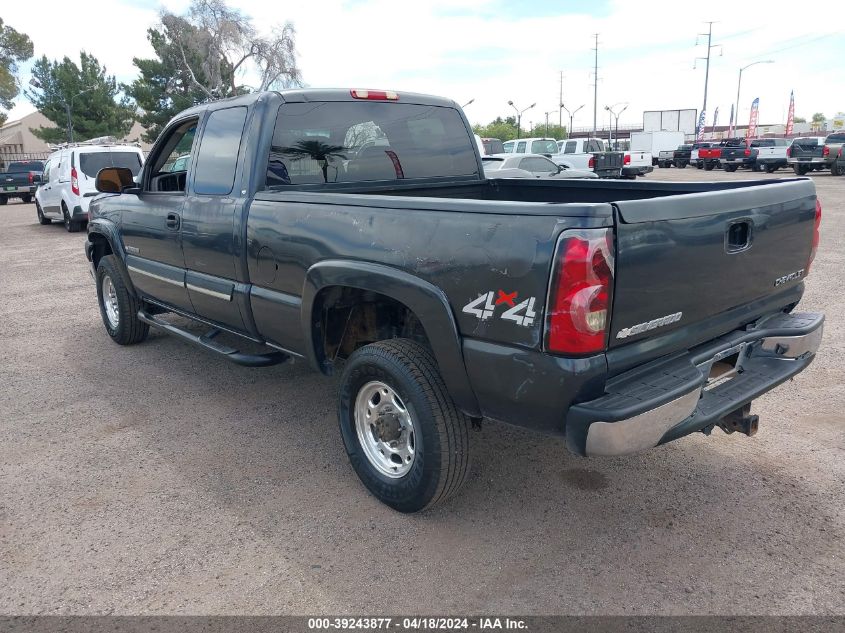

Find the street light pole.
[
  {"left": 733, "top": 60, "right": 773, "bottom": 137},
  {"left": 561, "top": 104, "right": 585, "bottom": 139},
  {"left": 508, "top": 100, "right": 536, "bottom": 139},
  {"left": 605, "top": 104, "right": 628, "bottom": 150}
]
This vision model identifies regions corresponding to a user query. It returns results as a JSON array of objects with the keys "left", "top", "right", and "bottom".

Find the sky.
[{"left": 3, "top": 0, "right": 844, "bottom": 132}]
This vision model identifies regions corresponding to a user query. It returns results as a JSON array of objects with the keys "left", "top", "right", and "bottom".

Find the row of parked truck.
[{"left": 662, "top": 132, "right": 845, "bottom": 176}]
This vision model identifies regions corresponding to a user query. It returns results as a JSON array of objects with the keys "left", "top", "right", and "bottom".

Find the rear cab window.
[
  {"left": 265, "top": 101, "right": 479, "bottom": 187},
  {"left": 530, "top": 140, "right": 558, "bottom": 154}
]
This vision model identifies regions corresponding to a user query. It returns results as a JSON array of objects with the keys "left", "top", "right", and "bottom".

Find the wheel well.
[
  {"left": 313, "top": 286, "right": 431, "bottom": 372},
  {"left": 88, "top": 233, "right": 113, "bottom": 269}
]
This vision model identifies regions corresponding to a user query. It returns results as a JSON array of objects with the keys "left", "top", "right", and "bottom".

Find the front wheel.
[
  {"left": 338, "top": 339, "right": 471, "bottom": 513},
  {"left": 832, "top": 163, "right": 842, "bottom": 176},
  {"left": 96, "top": 255, "right": 149, "bottom": 345}
]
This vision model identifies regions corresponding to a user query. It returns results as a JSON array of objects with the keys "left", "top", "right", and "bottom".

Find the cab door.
[{"left": 120, "top": 117, "right": 198, "bottom": 310}]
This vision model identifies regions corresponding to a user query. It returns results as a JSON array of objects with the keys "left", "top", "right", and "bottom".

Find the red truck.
[{"left": 697, "top": 139, "right": 745, "bottom": 171}]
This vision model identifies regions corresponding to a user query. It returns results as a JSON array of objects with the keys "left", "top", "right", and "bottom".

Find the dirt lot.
[{"left": 1, "top": 168, "right": 842, "bottom": 615}]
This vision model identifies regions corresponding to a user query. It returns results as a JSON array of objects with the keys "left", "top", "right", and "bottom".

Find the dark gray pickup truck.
[
  {"left": 1, "top": 160, "right": 43, "bottom": 204},
  {"left": 85, "top": 89, "right": 824, "bottom": 512}
]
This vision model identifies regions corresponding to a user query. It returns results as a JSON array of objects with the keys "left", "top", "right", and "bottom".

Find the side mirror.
[{"left": 95, "top": 167, "right": 135, "bottom": 194}]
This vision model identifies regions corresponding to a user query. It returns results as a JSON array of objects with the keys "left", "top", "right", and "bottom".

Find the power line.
[{"left": 694, "top": 22, "right": 722, "bottom": 135}]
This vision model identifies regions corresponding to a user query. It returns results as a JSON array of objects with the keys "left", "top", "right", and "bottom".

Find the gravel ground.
[{"left": 0, "top": 168, "right": 842, "bottom": 615}]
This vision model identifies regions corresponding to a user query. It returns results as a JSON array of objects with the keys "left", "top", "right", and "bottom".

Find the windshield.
[
  {"left": 6, "top": 161, "right": 44, "bottom": 172},
  {"left": 265, "top": 101, "right": 479, "bottom": 186},
  {"left": 79, "top": 151, "right": 143, "bottom": 178},
  {"left": 530, "top": 140, "right": 559, "bottom": 154}
]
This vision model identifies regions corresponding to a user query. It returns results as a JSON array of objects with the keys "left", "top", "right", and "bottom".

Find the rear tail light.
[
  {"left": 588, "top": 155, "right": 595, "bottom": 169},
  {"left": 28, "top": 172, "right": 34, "bottom": 184},
  {"left": 71, "top": 167, "right": 79, "bottom": 196},
  {"left": 744, "top": 148, "right": 751, "bottom": 157},
  {"left": 623, "top": 154, "right": 631, "bottom": 165},
  {"left": 822, "top": 145, "right": 830, "bottom": 157},
  {"left": 350, "top": 89, "right": 398, "bottom": 101},
  {"left": 546, "top": 229, "right": 614, "bottom": 355},
  {"left": 807, "top": 199, "right": 821, "bottom": 273},
  {"left": 786, "top": 146, "right": 792, "bottom": 158},
  {"left": 839, "top": 147, "right": 843, "bottom": 158}
]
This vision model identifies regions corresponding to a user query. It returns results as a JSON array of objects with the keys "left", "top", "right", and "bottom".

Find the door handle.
[{"left": 165, "top": 212, "right": 181, "bottom": 230}]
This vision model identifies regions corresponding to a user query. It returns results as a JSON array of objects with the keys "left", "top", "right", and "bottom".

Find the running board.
[{"left": 138, "top": 310, "right": 288, "bottom": 368}]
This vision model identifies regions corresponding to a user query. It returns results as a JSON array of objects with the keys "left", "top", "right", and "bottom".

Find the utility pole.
[
  {"left": 558, "top": 71, "right": 564, "bottom": 128},
  {"left": 695, "top": 22, "right": 721, "bottom": 136},
  {"left": 592, "top": 34, "right": 599, "bottom": 136}
]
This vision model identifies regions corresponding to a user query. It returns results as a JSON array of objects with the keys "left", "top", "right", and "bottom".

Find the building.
[{"left": 0, "top": 111, "right": 152, "bottom": 168}]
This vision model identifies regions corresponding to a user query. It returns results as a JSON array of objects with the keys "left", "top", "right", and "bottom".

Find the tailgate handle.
[{"left": 726, "top": 220, "right": 752, "bottom": 253}]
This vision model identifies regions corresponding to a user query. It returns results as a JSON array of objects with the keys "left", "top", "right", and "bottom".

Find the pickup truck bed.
[{"left": 84, "top": 89, "right": 824, "bottom": 512}]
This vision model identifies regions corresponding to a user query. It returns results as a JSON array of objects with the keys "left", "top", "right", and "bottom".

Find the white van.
[
  {"left": 35, "top": 141, "right": 144, "bottom": 232},
  {"left": 501, "top": 137, "right": 560, "bottom": 156}
]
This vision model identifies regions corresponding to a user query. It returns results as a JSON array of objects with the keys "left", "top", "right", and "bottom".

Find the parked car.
[
  {"left": 836, "top": 146, "right": 845, "bottom": 176},
  {"left": 749, "top": 138, "right": 791, "bottom": 173},
  {"left": 1, "top": 160, "right": 44, "bottom": 205},
  {"left": 690, "top": 142, "right": 713, "bottom": 169},
  {"left": 482, "top": 154, "right": 597, "bottom": 179},
  {"left": 552, "top": 137, "right": 624, "bottom": 178},
  {"left": 502, "top": 137, "right": 561, "bottom": 157},
  {"left": 672, "top": 144, "right": 693, "bottom": 168},
  {"left": 621, "top": 149, "right": 653, "bottom": 179},
  {"left": 787, "top": 133, "right": 845, "bottom": 175},
  {"left": 720, "top": 138, "right": 758, "bottom": 172},
  {"left": 481, "top": 138, "right": 504, "bottom": 155},
  {"left": 698, "top": 139, "right": 744, "bottom": 171},
  {"left": 35, "top": 141, "right": 144, "bottom": 232},
  {"left": 630, "top": 131, "right": 685, "bottom": 167},
  {"left": 86, "top": 88, "right": 823, "bottom": 513}
]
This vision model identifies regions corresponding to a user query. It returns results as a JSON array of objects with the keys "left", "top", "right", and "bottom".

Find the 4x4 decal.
[{"left": 462, "top": 290, "right": 537, "bottom": 327}]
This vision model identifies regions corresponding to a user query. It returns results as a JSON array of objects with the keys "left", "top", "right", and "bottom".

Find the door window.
[
  {"left": 502, "top": 141, "right": 514, "bottom": 153},
  {"left": 516, "top": 141, "right": 527, "bottom": 153},
  {"left": 145, "top": 118, "right": 198, "bottom": 193},
  {"left": 42, "top": 159, "right": 51, "bottom": 182},
  {"left": 519, "top": 157, "right": 557, "bottom": 173},
  {"left": 564, "top": 141, "right": 577, "bottom": 154},
  {"left": 194, "top": 107, "right": 248, "bottom": 195}
]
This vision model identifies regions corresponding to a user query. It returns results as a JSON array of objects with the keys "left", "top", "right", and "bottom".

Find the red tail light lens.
[
  {"left": 744, "top": 148, "right": 751, "bottom": 157},
  {"left": 822, "top": 145, "right": 830, "bottom": 157},
  {"left": 786, "top": 146, "right": 792, "bottom": 157},
  {"left": 807, "top": 199, "right": 821, "bottom": 273},
  {"left": 588, "top": 155, "right": 595, "bottom": 169},
  {"left": 71, "top": 167, "right": 79, "bottom": 196},
  {"left": 623, "top": 154, "right": 631, "bottom": 165},
  {"left": 546, "top": 229, "right": 614, "bottom": 355},
  {"left": 28, "top": 172, "right": 34, "bottom": 184}
]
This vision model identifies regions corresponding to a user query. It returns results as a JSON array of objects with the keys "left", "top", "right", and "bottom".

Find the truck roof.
[{"left": 173, "top": 89, "right": 459, "bottom": 120}]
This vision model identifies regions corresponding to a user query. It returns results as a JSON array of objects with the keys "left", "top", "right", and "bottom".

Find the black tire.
[
  {"left": 697, "top": 162, "right": 704, "bottom": 169},
  {"left": 793, "top": 164, "right": 808, "bottom": 176},
  {"left": 338, "top": 339, "right": 471, "bottom": 513},
  {"left": 724, "top": 165, "right": 738, "bottom": 172},
  {"left": 0, "top": 196, "right": 7, "bottom": 205},
  {"left": 704, "top": 161, "right": 714, "bottom": 171},
  {"left": 766, "top": 165, "right": 777, "bottom": 173},
  {"left": 832, "top": 163, "right": 842, "bottom": 176},
  {"left": 36, "top": 201, "right": 51, "bottom": 225},
  {"left": 62, "top": 203, "right": 81, "bottom": 232},
  {"left": 95, "top": 255, "right": 149, "bottom": 345},
  {"left": 21, "top": 193, "right": 32, "bottom": 204}
]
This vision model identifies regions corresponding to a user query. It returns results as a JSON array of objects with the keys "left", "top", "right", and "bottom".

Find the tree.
[
  {"left": 26, "top": 52, "right": 135, "bottom": 144},
  {"left": 526, "top": 122, "right": 567, "bottom": 139},
  {"left": 0, "top": 18, "right": 34, "bottom": 126},
  {"left": 811, "top": 112, "right": 826, "bottom": 123},
  {"left": 794, "top": 116, "right": 806, "bottom": 123},
  {"left": 124, "top": 25, "right": 219, "bottom": 143},
  {"left": 161, "top": 0, "right": 301, "bottom": 99},
  {"left": 277, "top": 140, "right": 346, "bottom": 182},
  {"left": 473, "top": 116, "right": 519, "bottom": 141}
]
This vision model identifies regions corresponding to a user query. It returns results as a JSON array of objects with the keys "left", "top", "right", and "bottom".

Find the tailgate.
[
  {"left": 593, "top": 152, "right": 623, "bottom": 171},
  {"left": 608, "top": 179, "right": 817, "bottom": 349},
  {"left": 791, "top": 140, "right": 823, "bottom": 158}
]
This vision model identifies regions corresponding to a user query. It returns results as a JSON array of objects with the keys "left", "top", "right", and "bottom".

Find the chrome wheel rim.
[
  {"left": 101, "top": 275, "right": 119, "bottom": 329},
  {"left": 354, "top": 380, "right": 416, "bottom": 478}
]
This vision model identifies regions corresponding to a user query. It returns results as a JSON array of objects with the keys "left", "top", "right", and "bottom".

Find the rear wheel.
[
  {"left": 724, "top": 164, "right": 738, "bottom": 172},
  {"left": 697, "top": 162, "right": 704, "bottom": 169},
  {"left": 36, "top": 201, "right": 51, "bottom": 225},
  {"left": 338, "top": 339, "right": 471, "bottom": 513},
  {"left": 704, "top": 162, "right": 714, "bottom": 171},
  {"left": 766, "top": 165, "right": 777, "bottom": 173},
  {"left": 95, "top": 255, "right": 149, "bottom": 345},
  {"left": 832, "top": 163, "right": 842, "bottom": 176},
  {"left": 0, "top": 196, "right": 7, "bottom": 205},
  {"left": 21, "top": 193, "right": 32, "bottom": 204},
  {"left": 793, "top": 164, "right": 809, "bottom": 175}
]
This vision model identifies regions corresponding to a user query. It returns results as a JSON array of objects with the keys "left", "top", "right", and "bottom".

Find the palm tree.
[{"left": 277, "top": 140, "right": 347, "bottom": 182}]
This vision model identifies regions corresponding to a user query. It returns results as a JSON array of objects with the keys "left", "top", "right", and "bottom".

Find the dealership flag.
[
  {"left": 748, "top": 98, "right": 760, "bottom": 139},
  {"left": 785, "top": 91, "right": 795, "bottom": 136},
  {"left": 728, "top": 104, "right": 735, "bottom": 137},
  {"left": 696, "top": 110, "right": 707, "bottom": 140},
  {"left": 712, "top": 107, "right": 719, "bottom": 131}
]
